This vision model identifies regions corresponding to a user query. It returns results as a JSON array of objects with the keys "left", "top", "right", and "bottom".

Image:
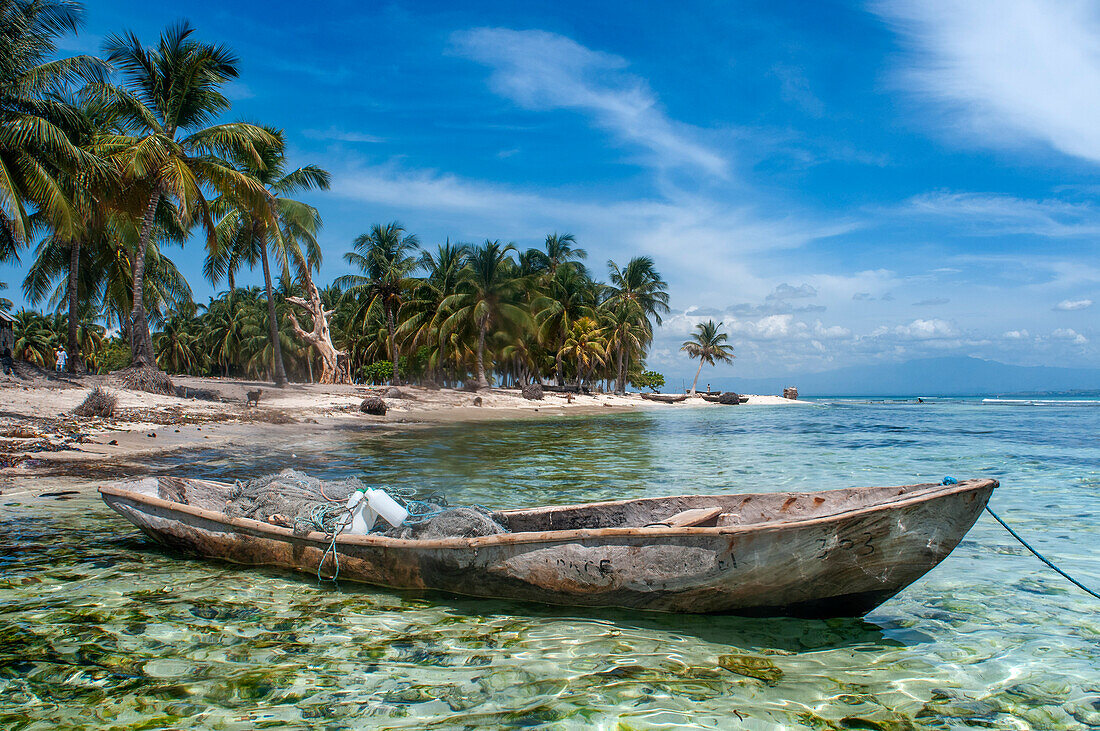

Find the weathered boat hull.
[{"left": 100, "top": 479, "right": 996, "bottom": 617}]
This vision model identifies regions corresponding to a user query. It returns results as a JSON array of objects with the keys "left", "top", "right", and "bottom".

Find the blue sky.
[{"left": 4, "top": 0, "right": 1099, "bottom": 380}]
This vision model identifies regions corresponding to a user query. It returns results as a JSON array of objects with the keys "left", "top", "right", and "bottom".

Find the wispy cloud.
[
  {"left": 900, "top": 192, "right": 1100, "bottom": 237},
  {"left": 766, "top": 283, "right": 818, "bottom": 301},
  {"left": 873, "top": 0, "right": 1100, "bottom": 163},
  {"left": 303, "top": 127, "right": 385, "bottom": 144},
  {"left": 1054, "top": 298, "right": 1093, "bottom": 311},
  {"left": 449, "top": 28, "right": 728, "bottom": 177}
]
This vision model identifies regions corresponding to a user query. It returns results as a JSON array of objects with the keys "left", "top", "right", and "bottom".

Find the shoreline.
[{"left": 0, "top": 373, "right": 808, "bottom": 484}]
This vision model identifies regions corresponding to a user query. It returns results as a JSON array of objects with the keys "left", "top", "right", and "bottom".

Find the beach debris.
[
  {"left": 473, "top": 396, "right": 483, "bottom": 407},
  {"left": 521, "top": 383, "right": 544, "bottom": 400},
  {"left": 245, "top": 389, "right": 262, "bottom": 407},
  {"left": 783, "top": 386, "right": 799, "bottom": 400},
  {"left": 72, "top": 387, "right": 118, "bottom": 418},
  {"left": 109, "top": 365, "right": 175, "bottom": 396},
  {"left": 360, "top": 396, "right": 387, "bottom": 415},
  {"left": 384, "top": 387, "right": 415, "bottom": 400}
]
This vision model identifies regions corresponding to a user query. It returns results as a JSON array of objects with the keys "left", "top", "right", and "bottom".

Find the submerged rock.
[{"left": 717, "top": 653, "right": 783, "bottom": 684}]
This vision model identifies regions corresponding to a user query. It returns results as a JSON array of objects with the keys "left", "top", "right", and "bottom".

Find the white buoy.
[
  {"left": 342, "top": 491, "right": 378, "bottom": 534},
  {"left": 368, "top": 489, "right": 408, "bottom": 527}
]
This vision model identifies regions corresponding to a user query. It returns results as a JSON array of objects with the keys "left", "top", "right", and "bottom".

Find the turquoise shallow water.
[{"left": 2, "top": 400, "right": 1099, "bottom": 729}]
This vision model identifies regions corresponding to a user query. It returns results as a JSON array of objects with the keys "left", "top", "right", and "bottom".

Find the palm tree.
[
  {"left": 336, "top": 222, "right": 419, "bottom": 385},
  {"left": 155, "top": 306, "right": 205, "bottom": 374},
  {"left": 534, "top": 264, "right": 594, "bottom": 386},
  {"left": 605, "top": 257, "right": 669, "bottom": 393},
  {"left": 206, "top": 128, "right": 329, "bottom": 387},
  {"left": 441, "top": 240, "right": 529, "bottom": 389},
  {"left": 0, "top": 0, "right": 107, "bottom": 257},
  {"left": 103, "top": 21, "right": 275, "bottom": 368},
  {"left": 24, "top": 200, "right": 191, "bottom": 351},
  {"left": 681, "top": 319, "right": 735, "bottom": 395},
  {"left": 541, "top": 232, "right": 586, "bottom": 274},
  {"left": 12, "top": 310, "right": 58, "bottom": 366},
  {"left": 559, "top": 316, "right": 607, "bottom": 388},
  {"left": 397, "top": 240, "right": 468, "bottom": 384},
  {"left": 22, "top": 95, "right": 118, "bottom": 373}
]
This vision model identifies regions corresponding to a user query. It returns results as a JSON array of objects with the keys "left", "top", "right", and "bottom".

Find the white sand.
[{"left": 0, "top": 371, "right": 808, "bottom": 475}]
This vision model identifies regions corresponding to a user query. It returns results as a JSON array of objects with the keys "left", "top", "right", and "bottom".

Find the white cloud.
[
  {"left": 813, "top": 321, "right": 852, "bottom": 339},
  {"left": 872, "top": 318, "right": 958, "bottom": 340},
  {"left": 1054, "top": 298, "right": 1093, "bottom": 311},
  {"left": 1003, "top": 330, "right": 1029, "bottom": 340},
  {"left": 450, "top": 28, "right": 728, "bottom": 176},
  {"left": 874, "top": 0, "right": 1100, "bottom": 163},
  {"left": 1052, "top": 328, "right": 1088, "bottom": 344}
]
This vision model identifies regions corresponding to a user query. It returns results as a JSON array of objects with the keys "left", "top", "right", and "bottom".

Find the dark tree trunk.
[
  {"left": 258, "top": 231, "right": 288, "bottom": 387},
  {"left": 67, "top": 238, "right": 83, "bottom": 373},
  {"left": 129, "top": 189, "right": 160, "bottom": 367}
]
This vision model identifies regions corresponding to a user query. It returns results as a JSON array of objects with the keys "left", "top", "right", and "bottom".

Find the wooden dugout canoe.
[
  {"left": 99, "top": 477, "right": 996, "bottom": 617},
  {"left": 639, "top": 392, "right": 689, "bottom": 403}
]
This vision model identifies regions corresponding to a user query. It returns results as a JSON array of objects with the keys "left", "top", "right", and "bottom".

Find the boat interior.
[{"left": 118, "top": 476, "right": 973, "bottom": 533}]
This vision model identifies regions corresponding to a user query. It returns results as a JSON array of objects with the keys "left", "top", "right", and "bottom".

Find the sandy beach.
[{"left": 0, "top": 369, "right": 808, "bottom": 482}]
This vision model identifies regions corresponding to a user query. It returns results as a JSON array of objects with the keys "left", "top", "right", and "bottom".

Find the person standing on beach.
[{"left": 56, "top": 347, "right": 67, "bottom": 373}]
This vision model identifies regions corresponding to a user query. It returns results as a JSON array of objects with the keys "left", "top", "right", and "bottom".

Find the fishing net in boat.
[{"left": 224, "top": 469, "right": 508, "bottom": 539}]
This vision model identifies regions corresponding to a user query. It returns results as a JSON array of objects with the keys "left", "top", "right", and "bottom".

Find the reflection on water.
[{"left": 2, "top": 401, "right": 1099, "bottom": 729}]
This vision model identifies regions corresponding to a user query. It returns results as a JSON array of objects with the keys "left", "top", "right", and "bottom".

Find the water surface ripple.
[{"left": 2, "top": 401, "right": 1098, "bottom": 729}]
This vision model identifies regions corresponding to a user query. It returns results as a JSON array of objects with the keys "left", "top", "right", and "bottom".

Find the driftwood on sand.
[
  {"left": 286, "top": 258, "right": 351, "bottom": 385},
  {"left": 100, "top": 477, "right": 997, "bottom": 617}
]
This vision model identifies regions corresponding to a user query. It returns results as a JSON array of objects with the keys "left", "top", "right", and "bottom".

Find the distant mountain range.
[{"left": 705, "top": 357, "right": 1100, "bottom": 397}]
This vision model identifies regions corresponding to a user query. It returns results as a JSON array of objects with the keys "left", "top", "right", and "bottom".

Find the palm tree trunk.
[
  {"left": 690, "top": 360, "right": 704, "bottom": 395},
  {"left": 476, "top": 320, "right": 489, "bottom": 389},
  {"left": 615, "top": 342, "right": 625, "bottom": 394},
  {"left": 556, "top": 322, "right": 566, "bottom": 386},
  {"left": 258, "top": 232, "right": 288, "bottom": 387},
  {"left": 386, "top": 306, "right": 399, "bottom": 385},
  {"left": 130, "top": 188, "right": 160, "bottom": 368},
  {"left": 67, "top": 238, "right": 82, "bottom": 374}
]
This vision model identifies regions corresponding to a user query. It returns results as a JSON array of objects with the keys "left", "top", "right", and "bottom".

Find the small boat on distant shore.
[
  {"left": 100, "top": 477, "right": 996, "bottom": 617},
  {"left": 699, "top": 392, "right": 750, "bottom": 404},
  {"left": 640, "top": 392, "right": 688, "bottom": 403}
]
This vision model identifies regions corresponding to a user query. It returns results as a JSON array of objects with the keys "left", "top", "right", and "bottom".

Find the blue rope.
[
  {"left": 984, "top": 506, "right": 1100, "bottom": 601},
  {"left": 943, "top": 476, "right": 1099, "bottom": 600}
]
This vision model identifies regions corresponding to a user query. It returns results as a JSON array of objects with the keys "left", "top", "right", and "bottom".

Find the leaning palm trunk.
[
  {"left": 286, "top": 261, "right": 350, "bottom": 384},
  {"left": 129, "top": 188, "right": 161, "bottom": 367},
  {"left": 67, "top": 238, "right": 82, "bottom": 373},
  {"left": 689, "top": 360, "right": 704, "bottom": 395},
  {"left": 258, "top": 231, "right": 288, "bottom": 387}
]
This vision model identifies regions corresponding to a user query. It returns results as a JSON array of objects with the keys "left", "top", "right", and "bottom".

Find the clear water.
[{"left": 2, "top": 401, "right": 1098, "bottom": 729}]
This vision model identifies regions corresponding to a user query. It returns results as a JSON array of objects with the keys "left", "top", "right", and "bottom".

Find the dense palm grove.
[{"left": 1, "top": 1, "right": 670, "bottom": 391}]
